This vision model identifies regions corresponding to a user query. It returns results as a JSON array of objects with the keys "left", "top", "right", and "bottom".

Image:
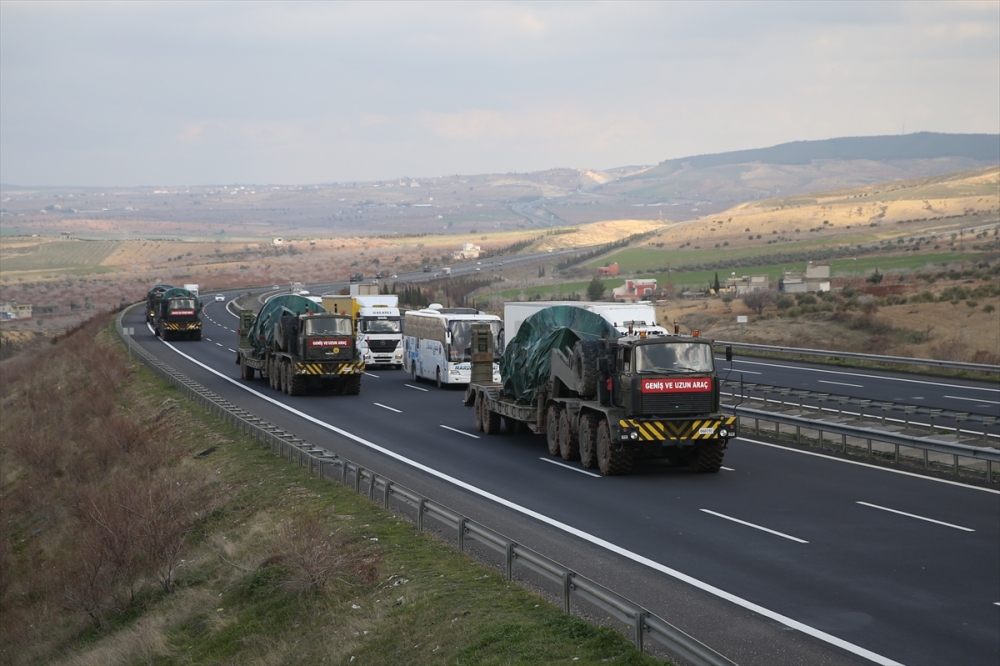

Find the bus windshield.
[
  {"left": 360, "top": 317, "right": 401, "bottom": 333},
  {"left": 634, "top": 342, "right": 714, "bottom": 374},
  {"left": 304, "top": 316, "right": 352, "bottom": 336},
  {"left": 448, "top": 320, "right": 503, "bottom": 361}
]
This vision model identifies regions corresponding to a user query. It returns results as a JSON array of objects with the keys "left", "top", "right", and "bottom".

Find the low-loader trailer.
[
  {"left": 464, "top": 307, "right": 736, "bottom": 475},
  {"left": 236, "top": 294, "right": 364, "bottom": 395}
]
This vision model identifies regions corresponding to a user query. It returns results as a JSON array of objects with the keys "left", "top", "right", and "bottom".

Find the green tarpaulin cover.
[
  {"left": 159, "top": 287, "right": 202, "bottom": 314},
  {"left": 500, "top": 305, "right": 618, "bottom": 404},
  {"left": 248, "top": 294, "right": 325, "bottom": 357}
]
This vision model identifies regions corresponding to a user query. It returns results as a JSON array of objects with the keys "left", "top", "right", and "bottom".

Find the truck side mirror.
[{"left": 725, "top": 345, "right": 733, "bottom": 362}]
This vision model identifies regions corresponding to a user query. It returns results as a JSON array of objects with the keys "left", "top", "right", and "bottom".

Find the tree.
[
  {"left": 713, "top": 272, "right": 721, "bottom": 293},
  {"left": 866, "top": 268, "right": 883, "bottom": 284},
  {"left": 586, "top": 277, "right": 605, "bottom": 301},
  {"left": 742, "top": 289, "right": 776, "bottom": 315}
]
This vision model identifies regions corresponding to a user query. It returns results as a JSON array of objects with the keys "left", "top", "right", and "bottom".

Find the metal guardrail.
[
  {"left": 115, "top": 305, "right": 734, "bottom": 666},
  {"left": 725, "top": 404, "right": 999, "bottom": 481},
  {"left": 715, "top": 341, "right": 1000, "bottom": 374}
]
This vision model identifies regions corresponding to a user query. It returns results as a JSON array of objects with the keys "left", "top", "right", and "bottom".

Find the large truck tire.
[
  {"left": 482, "top": 402, "right": 501, "bottom": 435},
  {"left": 288, "top": 369, "right": 306, "bottom": 396},
  {"left": 578, "top": 413, "right": 598, "bottom": 469},
  {"left": 474, "top": 395, "right": 485, "bottom": 432},
  {"left": 572, "top": 339, "right": 602, "bottom": 399},
  {"left": 342, "top": 374, "right": 362, "bottom": 395},
  {"left": 276, "top": 315, "right": 298, "bottom": 352},
  {"left": 558, "top": 409, "right": 578, "bottom": 460},
  {"left": 193, "top": 329, "right": 202, "bottom": 341},
  {"left": 161, "top": 328, "right": 172, "bottom": 342},
  {"left": 596, "top": 418, "right": 633, "bottom": 476},
  {"left": 240, "top": 357, "right": 255, "bottom": 381},
  {"left": 545, "top": 405, "right": 562, "bottom": 456},
  {"left": 504, "top": 416, "right": 526, "bottom": 435},
  {"left": 692, "top": 440, "right": 724, "bottom": 473}
]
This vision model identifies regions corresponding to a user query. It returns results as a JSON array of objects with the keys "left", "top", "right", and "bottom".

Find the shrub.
[{"left": 776, "top": 296, "right": 794, "bottom": 310}]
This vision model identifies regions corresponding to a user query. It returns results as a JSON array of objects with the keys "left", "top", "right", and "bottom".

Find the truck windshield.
[
  {"left": 634, "top": 342, "right": 714, "bottom": 374},
  {"left": 169, "top": 299, "right": 196, "bottom": 310},
  {"left": 361, "top": 317, "right": 401, "bottom": 333},
  {"left": 304, "top": 317, "right": 352, "bottom": 336},
  {"left": 448, "top": 320, "right": 503, "bottom": 361}
]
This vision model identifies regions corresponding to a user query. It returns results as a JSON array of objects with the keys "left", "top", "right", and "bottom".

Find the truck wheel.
[
  {"left": 436, "top": 368, "right": 443, "bottom": 389},
  {"left": 161, "top": 328, "right": 172, "bottom": 342},
  {"left": 558, "top": 409, "right": 577, "bottom": 460},
  {"left": 474, "top": 395, "right": 485, "bottom": 432},
  {"left": 483, "top": 403, "right": 501, "bottom": 435},
  {"left": 573, "top": 340, "right": 602, "bottom": 399},
  {"left": 240, "top": 357, "right": 255, "bottom": 381},
  {"left": 288, "top": 370, "right": 306, "bottom": 396},
  {"left": 280, "top": 361, "right": 291, "bottom": 394},
  {"left": 504, "top": 416, "right": 526, "bottom": 435},
  {"left": 545, "top": 405, "right": 562, "bottom": 456},
  {"left": 596, "top": 418, "right": 633, "bottom": 476},
  {"left": 193, "top": 329, "right": 202, "bottom": 341},
  {"left": 692, "top": 440, "right": 724, "bottom": 473},
  {"left": 343, "top": 374, "right": 362, "bottom": 395},
  {"left": 276, "top": 315, "right": 297, "bottom": 352},
  {"left": 578, "top": 413, "right": 598, "bottom": 469}
]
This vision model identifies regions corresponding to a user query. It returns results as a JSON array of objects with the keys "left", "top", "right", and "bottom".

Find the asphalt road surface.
[{"left": 125, "top": 301, "right": 1000, "bottom": 666}]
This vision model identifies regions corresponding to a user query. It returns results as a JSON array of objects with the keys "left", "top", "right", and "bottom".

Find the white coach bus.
[{"left": 403, "top": 305, "right": 502, "bottom": 388}]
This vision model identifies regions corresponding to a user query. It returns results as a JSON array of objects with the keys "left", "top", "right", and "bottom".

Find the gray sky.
[{"left": 1, "top": 1, "right": 997, "bottom": 187}]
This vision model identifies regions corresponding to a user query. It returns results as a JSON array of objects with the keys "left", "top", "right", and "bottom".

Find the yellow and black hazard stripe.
[
  {"left": 294, "top": 361, "right": 366, "bottom": 376},
  {"left": 618, "top": 415, "right": 738, "bottom": 441},
  {"left": 164, "top": 321, "right": 202, "bottom": 331}
]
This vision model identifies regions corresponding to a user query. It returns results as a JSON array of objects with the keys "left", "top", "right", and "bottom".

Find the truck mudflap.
[
  {"left": 163, "top": 321, "right": 202, "bottom": 331},
  {"left": 294, "top": 361, "right": 365, "bottom": 375},
  {"left": 617, "top": 415, "right": 737, "bottom": 442}
]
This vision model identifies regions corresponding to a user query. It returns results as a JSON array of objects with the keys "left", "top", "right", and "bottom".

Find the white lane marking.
[
  {"left": 944, "top": 395, "right": 1000, "bottom": 405},
  {"left": 818, "top": 380, "right": 863, "bottom": 388},
  {"left": 540, "top": 458, "right": 603, "bottom": 477},
  {"left": 216, "top": 343, "right": 223, "bottom": 347},
  {"left": 700, "top": 509, "right": 809, "bottom": 543},
  {"left": 365, "top": 372, "right": 380, "bottom": 378},
  {"left": 440, "top": 425, "right": 480, "bottom": 439},
  {"left": 740, "top": 436, "right": 1000, "bottom": 495},
  {"left": 725, "top": 368, "right": 762, "bottom": 375},
  {"left": 405, "top": 384, "right": 429, "bottom": 392},
  {"left": 152, "top": 339, "right": 903, "bottom": 666},
  {"left": 720, "top": 466, "right": 735, "bottom": 471},
  {"left": 374, "top": 403, "right": 401, "bottom": 413},
  {"left": 731, "top": 358, "right": 1000, "bottom": 394},
  {"left": 856, "top": 502, "right": 975, "bottom": 532},
  {"left": 228, "top": 348, "right": 236, "bottom": 353}
]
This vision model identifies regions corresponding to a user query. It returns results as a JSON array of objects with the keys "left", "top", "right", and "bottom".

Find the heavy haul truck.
[
  {"left": 464, "top": 305, "right": 736, "bottom": 475},
  {"left": 236, "top": 294, "right": 364, "bottom": 395},
  {"left": 149, "top": 286, "right": 203, "bottom": 341}
]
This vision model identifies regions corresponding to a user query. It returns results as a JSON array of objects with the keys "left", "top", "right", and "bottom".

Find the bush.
[
  {"left": 776, "top": 296, "right": 794, "bottom": 310},
  {"left": 984, "top": 304, "right": 996, "bottom": 313},
  {"left": 841, "top": 286, "right": 856, "bottom": 297}
]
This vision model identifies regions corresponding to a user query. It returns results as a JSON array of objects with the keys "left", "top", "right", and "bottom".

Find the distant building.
[
  {"left": 779, "top": 262, "right": 831, "bottom": 293},
  {"left": 612, "top": 278, "right": 657, "bottom": 301},
  {"left": 0, "top": 302, "right": 32, "bottom": 320},
  {"left": 272, "top": 237, "right": 284, "bottom": 246},
  {"left": 597, "top": 263, "right": 619, "bottom": 277},
  {"left": 452, "top": 242, "right": 481, "bottom": 260},
  {"left": 725, "top": 275, "right": 769, "bottom": 295}
]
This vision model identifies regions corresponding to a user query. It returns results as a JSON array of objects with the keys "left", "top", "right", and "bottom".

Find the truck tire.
[
  {"left": 342, "top": 374, "right": 362, "bottom": 395},
  {"left": 691, "top": 440, "right": 724, "bottom": 473},
  {"left": 596, "top": 418, "right": 633, "bottom": 476},
  {"left": 545, "top": 405, "right": 562, "bottom": 456},
  {"left": 161, "top": 328, "right": 172, "bottom": 342},
  {"left": 578, "top": 413, "right": 598, "bottom": 469},
  {"left": 482, "top": 402, "right": 501, "bottom": 435},
  {"left": 267, "top": 358, "right": 276, "bottom": 390},
  {"left": 474, "top": 395, "right": 485, "bottom": 432},
  {"left": 240, "top": 357, "right": 255, "bottom": 381},
  {"left": 504, "top": 416, "right": 526, "bottom": 435},
  {"left": 281, "top": 361, "right": 291, "bottom": 394},
  {"left": 276, "top": 315, "right": 297, "bottom": 352},
  {"left": 193, "top": 329, "right": 202, "bottom": 341},
  {"left": 288, "top": 369, "right": 306, "bottom": 396},
  {"left": 558, "top": 409, "right": 577, "bottom": 460},
  {"left": 572, "top": 340, "right": 602, "bottom": 399}
]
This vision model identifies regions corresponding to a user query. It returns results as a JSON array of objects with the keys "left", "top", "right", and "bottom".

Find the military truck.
[
  {"left": 464, "top": 305, "right": 736, "bottom": 475},
  {"left": 236, "top": 294, "right": 364, "bottom": 395},
  {"left": 153, "top": 287, "right": 202, "bottom": 341},
  {"left": 145, "top": 284, "right": 174, "bottom": 325}
]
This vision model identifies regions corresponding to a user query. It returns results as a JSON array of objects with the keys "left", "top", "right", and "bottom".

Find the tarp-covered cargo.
[
  {"left": 248, "top": 294, "right": 325, "bottom": 357},
  {"left": 500, "top": 305, "right": 618, "bottom": 404},
  {"left": 159, "top": 287, "right": 202, "bottom": 313}
]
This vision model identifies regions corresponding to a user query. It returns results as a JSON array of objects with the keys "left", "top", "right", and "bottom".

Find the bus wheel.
[{"left": 436, "top": 368, "right": 443, "bottom": 389}]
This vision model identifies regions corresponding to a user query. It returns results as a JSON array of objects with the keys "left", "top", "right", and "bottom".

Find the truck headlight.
[
  {"left": 629, "top": 431, "right": 639, "bottom": 440},
  {"left": 718, "top": 428, "right": 728, "bottom": 437}
]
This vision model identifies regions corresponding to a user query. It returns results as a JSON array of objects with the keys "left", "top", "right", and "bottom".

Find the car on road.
[{"left": 215, "top": 294, "right": 225, "bottom": 302}]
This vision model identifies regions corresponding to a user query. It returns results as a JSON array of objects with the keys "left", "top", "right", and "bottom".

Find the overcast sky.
[{"left": 1, "top": 1, "right": 997, "bottom": 187}]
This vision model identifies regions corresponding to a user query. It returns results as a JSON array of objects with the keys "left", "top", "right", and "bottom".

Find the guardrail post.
[
  {"left": 562, "top": 572, "right": 572, "bottom": 614},
  {"left": 417, "top": 498, "right": 426, "bottom": 532},
  {"left": 383, "top": 479, "right": 392, "bottom": 509},
  {"left": 368, "top": 474, "right": 376, "bottom": 502},
  {"left": 505, "top": 543, "right": 514, "bottom": 581},
  {"left": 634, "top": 610, "right": 646, "bottom": 653},
  {"left": 458, "top": 517, "right": 466, "bottom": 552},
  {"left": 355, "top": 466, "right": 363, "bottom": 494}
]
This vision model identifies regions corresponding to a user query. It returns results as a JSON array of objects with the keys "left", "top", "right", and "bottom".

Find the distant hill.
[{"left": 648, "top": 132, "right": 999, "bottom": 174}]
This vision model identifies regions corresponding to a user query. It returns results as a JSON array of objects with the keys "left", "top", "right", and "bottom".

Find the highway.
[{"left": 125, "top": 298, "right": 1000, "bottom": 666}]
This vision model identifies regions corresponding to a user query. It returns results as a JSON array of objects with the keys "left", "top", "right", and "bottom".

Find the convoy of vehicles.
[
  {"left": 403, "top": 305, "right": 502, "bottom": 387},
  {"left": 464, "top": 304, "right": 736, "bottom": 475},
  {"left": 235, "top": 294, "right": 364, "bottom": 395},
  {"left": 148, "top": 285, "right": 203, "bottom": 341}
]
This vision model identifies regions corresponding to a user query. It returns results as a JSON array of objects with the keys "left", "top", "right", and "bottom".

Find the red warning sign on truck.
[{"left": 641, "top": 378, "right": 712, "bottom": 393}]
